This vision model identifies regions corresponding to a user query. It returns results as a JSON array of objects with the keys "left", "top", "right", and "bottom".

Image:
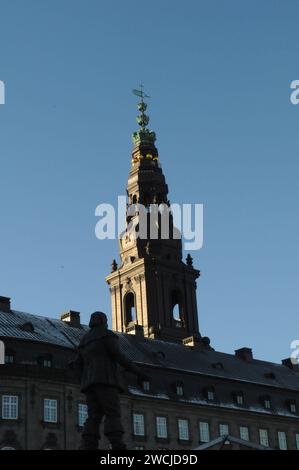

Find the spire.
[
  {"left": 106, "top": 89, "right": 201, "bottom": 344},
  {"left": 132, "top": 84, "right": 156, "bottom": 147}
]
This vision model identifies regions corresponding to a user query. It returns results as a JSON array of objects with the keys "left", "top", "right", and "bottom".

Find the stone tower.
[{"left": 106, "top": 89, "right": 201, "bottom": 344}]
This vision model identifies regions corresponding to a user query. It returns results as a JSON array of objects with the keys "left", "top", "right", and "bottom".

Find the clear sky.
[{"left": 0, "top": 0, "right": 298, "bottom": 363}]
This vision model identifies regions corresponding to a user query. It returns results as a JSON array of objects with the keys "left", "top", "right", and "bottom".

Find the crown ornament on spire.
[{"left": 132, "top": 84, "right": 156, "bottom": 146}]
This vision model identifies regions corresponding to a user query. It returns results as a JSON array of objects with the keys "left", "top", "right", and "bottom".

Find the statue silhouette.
[{"left": 71, "top": 312, "right": 148, "bottom": 450}]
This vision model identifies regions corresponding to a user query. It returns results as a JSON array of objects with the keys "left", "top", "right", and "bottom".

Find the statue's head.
[{"left": 89, "top": 311, "right": 108, "bottom": 328}]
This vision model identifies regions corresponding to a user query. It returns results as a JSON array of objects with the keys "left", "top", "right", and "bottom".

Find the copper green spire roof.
[{"left": 132, "top": 84, "right": 156, "bottom": 146}]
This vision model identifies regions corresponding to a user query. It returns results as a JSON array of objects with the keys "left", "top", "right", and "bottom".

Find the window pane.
[
  {"left": 295, "top": 434, "right": 299, "bottom": 450},
  {"left": 2, "top": 395, "right": 18, "bottom": 420},
  {"left": 199, "top": 422, "right": 210, "bottom": 443},
  {"left": 219, "top": 424, "right": 229, "bottom": 436},
  {"left": 259, "top": 429, "right": 269, "bottom": 447},
  {"left": 239, "top": 426, "right": 249, "bottom": 441},
  {"left": 278, "top": 431, "right": 287, "bottom": 450},
  {"left": 44, "top": 399, "right": 57, "bottom": 423},
  {"left": 78, "top": 403, "right": 88, "bottom": 427},
  {"left": 133, "top": 413, "right": 145, "bottom": 436},
  {"left": 178, "top": 419, "right": 189, "bottom": 440},
  {"left": 156, "top": 416, "right": 167, "bottom": 438}
]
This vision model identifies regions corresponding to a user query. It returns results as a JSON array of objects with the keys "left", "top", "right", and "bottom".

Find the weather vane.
[
  {"left": 132, "top": 83, "right": 151, "bottom": 102},
  {"left": 131, "top": 83, "right": 156, "bottom": 147}
]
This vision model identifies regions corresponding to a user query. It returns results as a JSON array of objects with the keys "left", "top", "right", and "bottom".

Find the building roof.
[
  {"left": 122, "top": 334, "right": 299, "bottom": 391},
  {"left": 0, "top": 308, "right": 298, "bottom": 392},
  {"left": 0, "top": 309, "right": 88, "bottom": 349}
]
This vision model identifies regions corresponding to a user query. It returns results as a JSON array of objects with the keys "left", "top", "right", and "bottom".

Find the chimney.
[
  {"left": 126, "top": 323, "right": 144, "bottom": 337},
  {"left": 60, "top": 310, "right": 81, "bottom": 328},
  {"left": 282, "top": 358, "right": 298, "bottom": 370},
  {"left": 0, "top": 296, "right": 11, "bottom": 312},
  {"left": 235, "top": 347, "right": 253, "bottom": 362}
]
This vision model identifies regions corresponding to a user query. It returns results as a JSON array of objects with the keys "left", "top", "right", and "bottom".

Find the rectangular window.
[
  {"left": 259, "top": 429, "right": 269, "bottom": 447},
  {"left": 5, "top": 354, "right": 14, "bottom": 364},
  {"left": 176, "top": 385, "right": 184, "bottom": 396},
  {"left": 296, "top": 433, "right": 299, "bottom": 450},
  {"left": 199, "top": 422, "right": 210, "bottom": 443},
  {"left": 290, "top": 402, "right": 297, "bottom": 413},
  {"left": 278, "top": 431, "right": 287, "bottom": 450},
  {"left": 134, "top": 446, "right": 145, "bottom": 450},
  {"left": 178, "top": 419, "right": 189, "bottom": 441},
  {"left": 219, "top": 423, "right": 229, "bottom": 436},
  {"left": 142, "top": 381, "right": 150, "bottom": 391},
  {"left": 133, "top": 413, "right": 145, "bottom": 436},
  {"left": 2, "top": 395, "right": 18, "bottom": 420},
  {"left": 78, "top": 403, "right": 88, "bottom": 427},
  {"left": 44, "top": 399, "right": 57, "bottom": 423},
  {"left": 264, "top": 398, "right": 271, "bottom": 409},
  {"left": 239, "top": 426, "right": 249, "bottom": 441},
  {"left": 236, "top": 394, "right": 244, "bottom": 405},
  {"left": 156, "top": 416, "right": 168, "bottom": 439},
  {"left": 207, "top": 390, "right": 214, "bottom": 401}
]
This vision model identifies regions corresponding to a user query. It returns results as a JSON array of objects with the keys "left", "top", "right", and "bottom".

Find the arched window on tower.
[
  {"left": 124, "top": 292, "right": 136, "bottom": 325},
  {"left": 171, "top": 290, "right": 184, "bottom": 328}
]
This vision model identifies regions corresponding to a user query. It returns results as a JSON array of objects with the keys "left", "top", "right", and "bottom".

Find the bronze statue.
[{"left": 71, "top": 312, "right": 148, "bottom": 450}]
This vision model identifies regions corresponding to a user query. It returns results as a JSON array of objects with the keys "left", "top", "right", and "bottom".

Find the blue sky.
[{"left": 0, "top": 0, "right": 298, "bottom": 363}]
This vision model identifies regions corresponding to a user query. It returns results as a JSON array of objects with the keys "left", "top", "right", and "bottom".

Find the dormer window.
[
  {"left": 204, "top": 387, "right": 215, "bottom": 401},
  {"left": 264, "top": 399, "right": 271, "bottom": 409},
  {"left": 153, "top": 351, "right": 166, "bottom": 361},
  {"left": 237, "top": 394, "right": 244, "bottom": 405},
  {"left": 142, "top": 380, "right": 150, "bottom": 392},
  {"left": 234, "top": 392, "right": 244, "bottom": 406},
  {"left": 261, "top": 396, "right": 271, "bottom": 409},
  {"left": 288, "top": 400, "right": 297, "bottom": 414},
  {"left": 5, "top": 349, "right": 15, "bottom": 364},
  {"left": 176, "top": 383, "right": 184, "bottom": 396},
  {"left": 264, "top": 372, "right": 275, "bottom": 379},
  {"left": 19, "top": 322, "right": 34, "bottom": 332},
  {"left": 212, "top": 362, "right": 224, "bottom": 370},
  {"left": 43, "top": 358, "right": 52, "bottom": 368},
  {"left": 5, "top": 354, "right": 15, "bottom": 364},
  {"left": 38, "top": 354, "right": 52, "bottom": 368},
  {"left": 290, "top": 403, "right": 296, "bottom": 413}
]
